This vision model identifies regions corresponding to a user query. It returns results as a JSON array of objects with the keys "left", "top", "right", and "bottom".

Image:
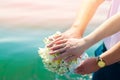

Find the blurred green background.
[
  {"left": 0, "top": 26, "right": 102, "bottom": 80},
  {"left": 0, "top": 0, "right": 108, "bottom": 79}
]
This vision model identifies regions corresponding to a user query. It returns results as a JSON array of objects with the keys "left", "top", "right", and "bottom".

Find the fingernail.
[
  {"left": 50, "top": 48, "right": 53, "bottom": 50},
  {"left": 47, "top": 43, "right": 52, "bottom": 47},
  {"left": 47, "top": 45, "right": 50, "bottom": 47},
  {"left": 49, "top": 52, "right": 53, "bottom": 55}
]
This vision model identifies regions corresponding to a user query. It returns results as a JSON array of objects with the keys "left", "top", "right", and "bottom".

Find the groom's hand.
[{"left": 75, "top": 57, "right": 100, "bottom": 75}]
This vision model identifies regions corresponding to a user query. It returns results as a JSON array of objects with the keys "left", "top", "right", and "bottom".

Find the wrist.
[
  {"left": 82, "top": 36, "right": 94, "bottom": 49},
  {"left": 71, "top": 25, "right": 85, "bottom": 37},
  {"left": 77, "top": 38, "right": 92, "bottom": 51},
  {"left": 66, "top": 27, "right": 83, "bottom": 38},
  {"left": 96, "top": 56, "right": 106, "bottom": 68},
  {"left": 99, "top": 54, "right": 109, "bottom": 66}
]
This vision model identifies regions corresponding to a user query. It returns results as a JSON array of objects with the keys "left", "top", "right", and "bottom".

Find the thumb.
[{"left": 75, "top": 63, "right": 84, "bottom": 74}]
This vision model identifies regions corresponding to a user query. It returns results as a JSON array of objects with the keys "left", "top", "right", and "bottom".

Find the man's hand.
[
  {"left": 75, "top": 57, "right": 100, "bottom": 75},
  {"left": 48, "top": 38, "right": 88, "bottom": 62}
]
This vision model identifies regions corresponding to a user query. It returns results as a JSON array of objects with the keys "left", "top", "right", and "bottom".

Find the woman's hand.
[
  {"left": 48, "top": 38, "right": 88, "bottom": 62},
  {"left": 47, "top": 27, "right": 82, "bottom": 48},
  {"left": 75, "top": 57, "right": 100, "bottom": 75}
]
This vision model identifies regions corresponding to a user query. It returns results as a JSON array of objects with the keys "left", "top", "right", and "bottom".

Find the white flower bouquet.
[{"left": 38, "top": 32, "right": 89, "bottom": 75}]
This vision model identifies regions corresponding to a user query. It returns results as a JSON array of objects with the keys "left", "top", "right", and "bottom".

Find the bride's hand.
[
  {"left": 48, "top": 38, "right": 88, "bottom": 62},
  {"left": 62, "top": 27, "right": 82, "bottom": 39},
  {"left": 47, "top": 27, "right": 82, "bottom": 47}
]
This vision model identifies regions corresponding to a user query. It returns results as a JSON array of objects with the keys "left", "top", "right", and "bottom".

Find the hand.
[
  {"left": 62, "top": 27, "right": 82, "bottom": 39},
  {"left": 48, "top": 38, "right": 88, "bottom": 62},
  {"left": 75, "top": 57, "right": 100, "bottom": 75},
  {"left": 47, "top": 27, "right": 82, "bottom": 47}
]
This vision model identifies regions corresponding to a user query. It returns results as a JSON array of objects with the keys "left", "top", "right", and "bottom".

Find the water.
[{"left": 0, "top": 26, "right": 102, "bottom": 80}]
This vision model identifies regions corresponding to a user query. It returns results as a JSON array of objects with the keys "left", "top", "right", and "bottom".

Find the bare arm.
[
  {"left": 72, "top": 0, "right": 104, "bottom": 35},
  {"left": 75, "top": 41, "right": 120, "bottom": 74},
  {"left": 63, "top": 0, "right": 104, "bottom": 38},
  {"left": 84, "top": 13, "right": 120, "bottom": 48},
  {"left": 100, "top": 41, "right": 120, "bottom": 66},
  {"left": 75, "top": 13, "right": 120, "bottom": 74},
  {"left": 48, "top": 0, "right": 105, "bottom": 48}
]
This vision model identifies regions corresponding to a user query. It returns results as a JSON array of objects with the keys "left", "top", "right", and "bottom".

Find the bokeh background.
[{"left": 0, "top": 0, "right": 110, "bottom": 80}]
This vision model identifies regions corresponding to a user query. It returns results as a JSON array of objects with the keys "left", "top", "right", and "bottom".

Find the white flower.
[{"left": 38, "top": 31, "right": 89, "bottom": 76}]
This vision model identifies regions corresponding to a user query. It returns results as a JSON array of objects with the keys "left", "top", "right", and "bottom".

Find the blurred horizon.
[
  {"left": 0, "top": 0, "right": 110, "bottom": 28},
  {"left": 0, "top": 0, "right": 81, "bottom": 27}
]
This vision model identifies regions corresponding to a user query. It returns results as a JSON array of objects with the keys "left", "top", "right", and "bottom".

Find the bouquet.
[{"left": 38, "top": 32, "right": 89, "bottom": 75}]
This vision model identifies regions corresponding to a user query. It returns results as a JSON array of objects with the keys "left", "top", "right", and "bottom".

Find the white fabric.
[{"left": 104, "top": 0, "right": 120, "bottom": 49}]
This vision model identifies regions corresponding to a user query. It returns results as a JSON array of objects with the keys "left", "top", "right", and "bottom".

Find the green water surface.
[{"left": 0, "top": 26, "right": 102, "bottom": 80}]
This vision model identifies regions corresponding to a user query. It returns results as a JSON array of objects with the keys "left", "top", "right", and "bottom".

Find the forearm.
[
  {"left": 72, "top": 0, "right": 104, "bottom": 36},
  {"left": 100, "top": 41, "right": 120, "bottom": 66},
  {"left": 84, "top": 13, "right": 120, "bottom": 48}
]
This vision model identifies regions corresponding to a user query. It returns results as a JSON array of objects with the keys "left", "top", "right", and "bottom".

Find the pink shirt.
[{"left": 104, "top": 0, "right": 120, "bottom": 49}]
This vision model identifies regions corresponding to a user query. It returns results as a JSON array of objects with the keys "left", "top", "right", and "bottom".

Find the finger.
[
  {"left": 77, "top": 70, "right": 86, "bottom": 75},
  {"left": 47, "top": 36, "right": 64, "bottom": 47},
  {"left": 49, "top": 46, "right": 66, "bottom": 55},
  {"left": 50, "top": 44, "right": 66, "bottom": 51},
  {"left": 53, "top": 52, "right": 68, "bottom": 60},
  {"left": 55, "top": 39, "right": 67, "bottom": 45},
  {"left": 75, "top": 61, "right": 86, "bottom": 75},
  {"left": 64, "top": 56, "right": 77, "bottom": 63},
  {"left": 75, "top": 61, "right": 84, "bottom": 71},
  {"left": 47, "top": 41, "right": 55, "bottom": 48},
  {"left": 53, "top": 34, "right": 62, "bottom": 39},
  {"left": 75, "top": 65, "right": 85, "bottom": 74},
  {"left": 48, "top": 34, "right": 62, "bottom": 42},
  {"left": 48, "top": 37, "right": 54, "bottom": 41},
  {"left": 54, "top": 36, "right": 64, "bottom": 42}
]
